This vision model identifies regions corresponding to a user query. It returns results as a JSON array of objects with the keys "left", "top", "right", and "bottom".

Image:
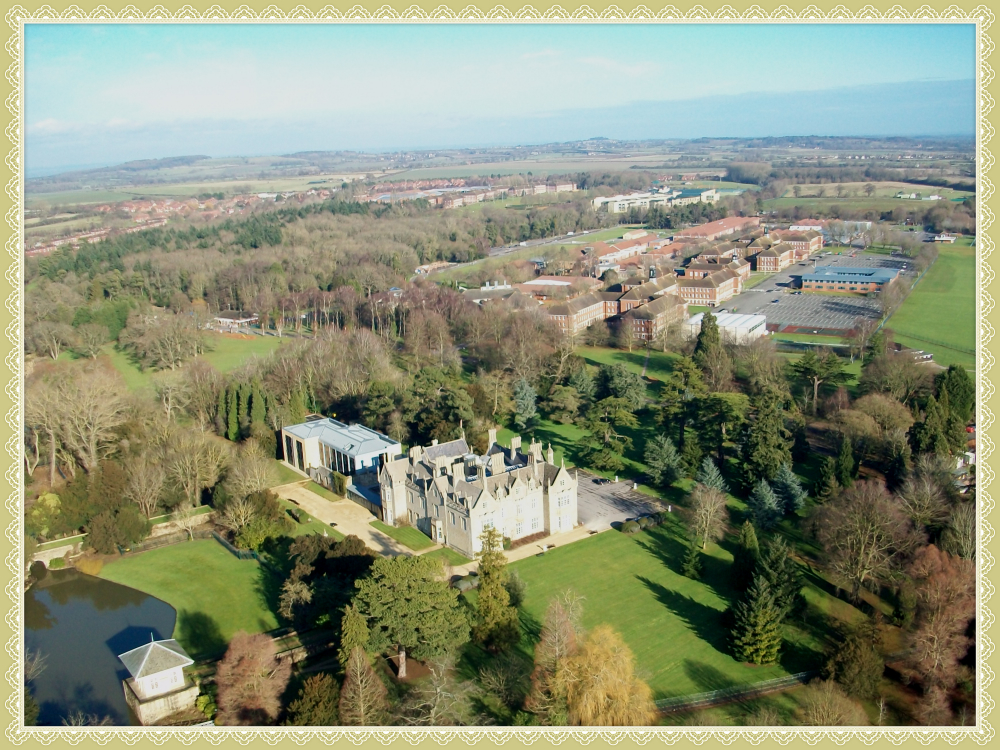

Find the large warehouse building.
[{"left": 683, "top": 312, "right": 768, "bottom": 343}]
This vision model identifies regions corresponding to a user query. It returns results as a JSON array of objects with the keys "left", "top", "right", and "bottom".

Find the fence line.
[
  {"left": 888, "top": 332, "right": 974, "bottom": 355},
  {"left": 654, "top": 670, "right": 818, "bottom": 714}
]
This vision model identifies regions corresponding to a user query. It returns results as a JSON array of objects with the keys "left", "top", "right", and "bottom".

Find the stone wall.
[{"left": 123, "top": 678, "right": 199, "bottom": 726}]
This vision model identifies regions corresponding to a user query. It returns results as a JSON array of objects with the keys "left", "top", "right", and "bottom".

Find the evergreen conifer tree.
[
  {"left": 835, "top": 434, "right": 855, "bottom": 488},
  {"left": 756, "top": 536, "right": 804, "bottom": 620},
  {"left": 644, "top": 435, "right": 682, "bottom": 488},
  {"left": 250, "top": 380, "right": 266, "bottom": 426},
  {"left": 289, "top": 389, "right": 306, "bottom": 424},
  {"left": 237, "top": 382, "right": 249, "bottom": 427},
  {"left": 740, "top": 389, "right": 792, "bottom": 484},
  {"left": 681, "top": 536, "right": 703, "bottom": 579},
  {"left": 338, "top": 603, "right": 371, "bottom": 668},
  {"left": 815, "top": 456, "right": 840, "bottom": 503},
  {"left": 474, "top": 528, "right": 521, "bottom": 652},
  {"left": 693, "top": 310, "right": 722, "bottom": 367},
  {"left": 731, "top": 521, "right": 760, "bottom": 592},
  {"left": 772, "top": 463, "right": 808, "bottom": 515},
  {"left": 696, "top": 457, "right": 729, "bottom": 493},
  {"left": 681, "top": 439, "right": 704, "bottom": 477},
  {"left": 226, "top": 383, "right": 239, "bottom": 441},
  {"left": 909, "top": 394, "right": 951, "bottom": 457},
  {"left": 569, "top": 366, "right": 596, "bottom": 405},
  {"left": 748, "top": 479, "right": 782, "bottom": 531},
  {"left": 513, "top": 378, "right": 538, "bottom": 431},
  {"left": 731, "top": 576, "right": 783, "bottom": 665}
]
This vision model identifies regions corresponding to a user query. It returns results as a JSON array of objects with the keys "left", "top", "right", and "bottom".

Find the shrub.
[
  {"left": 75, "top": 555, "right": 103, "bottom": 576},
  {"left": 29, "top": 561, "right": 47, "bottom": 582},
  {"left": 48, "top": 558, "right": 65, "bottom": 570},
  {"left": 621, "top": 521, "right": 641, "bottom": 535},
  {"left": 504, "top": 571, "right": 527, "bottom": 608},
  {"left": 331, "top": 472, "right": 347, "bottom": 497},
  {"left": 502, "top": 536, "right": 512, "bottom": 551},
  {"left": 637, "top": 516, "right": 655, "bottom": 529}
]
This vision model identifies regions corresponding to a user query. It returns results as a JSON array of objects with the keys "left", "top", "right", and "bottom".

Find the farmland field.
[{"left": 888, "top": 244, "right": 975, "bottom": 369}]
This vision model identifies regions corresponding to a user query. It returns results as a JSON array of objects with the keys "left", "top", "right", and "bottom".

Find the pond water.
[{"left": 25, "top": 569, "right": 176, "bottom": 726}]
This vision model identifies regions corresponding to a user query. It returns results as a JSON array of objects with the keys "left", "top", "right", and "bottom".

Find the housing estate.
[
  {"left": 674, "top": 216, "right": 760, "bottom": 241},
  {"left": 377, "top": 431, "right": 579, "bottom": 558},
  {"left": 800, "top": 266, "right": 900, "bottom": 293}
]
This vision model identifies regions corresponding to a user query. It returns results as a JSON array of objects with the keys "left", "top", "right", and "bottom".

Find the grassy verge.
[
  {"left": 371, "top": 520, "right": 435, "bottom": 551},
  {"left": 424, "top": 547, "right": 473, "bottom": 566},
  {"left": 305, "top": 481, "right": 343, "bottom": 503},
  {"left": 270, "top": 461, "right": 305, "bottom": 486},
  {"left": 98, "top": 539, "right": 280, "bottom": 660}
]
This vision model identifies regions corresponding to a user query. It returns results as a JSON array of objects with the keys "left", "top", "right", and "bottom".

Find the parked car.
[{"left": 771, "top": 299, "right": 780, "bottom": 304}]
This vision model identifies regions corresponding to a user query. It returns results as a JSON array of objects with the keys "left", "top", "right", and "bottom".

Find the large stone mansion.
[{"left": 377, "top": 430, "right": 579, "bottom": 559}]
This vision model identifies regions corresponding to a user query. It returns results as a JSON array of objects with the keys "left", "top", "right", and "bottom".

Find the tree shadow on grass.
[
  {"left": 175, "top": 609, "right": 226, "bottom": 661},
  {"left": 683, "top": 658, "right": 741, "bottom": 694},
  {"left": 254, "top": 561, "right": 288, "bottom": 629},
  {"left": 636, "top": 575, "right": 731, "bottom": 656},
  {"left": 635, "top": 525, "right": 736, "bottom": 604}
]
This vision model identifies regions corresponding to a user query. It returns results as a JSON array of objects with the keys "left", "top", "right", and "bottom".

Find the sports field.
[{"left": 888, "top": 244, "right": 975, "bottom": 369}]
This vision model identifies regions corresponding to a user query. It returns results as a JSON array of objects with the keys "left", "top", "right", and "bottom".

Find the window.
[
  {"left": 515, "top": 522, "right": 523, "bottom": 536},
  {"left": 434, "top": 505, "right": 439, "bottom": 518},
  {"left": 531, "top": 498, "right": 537, "bottom": 509},
  {"left": 450, "top": 512, "right": 456, "bottom": 525},
  {"left": 531, "top": 518, "right": 540, "bottom": 531},
  {"left": 462, "top": 518, "right": 467, "bottom": 531}
]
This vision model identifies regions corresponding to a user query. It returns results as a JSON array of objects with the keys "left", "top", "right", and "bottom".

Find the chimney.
[
  {"left": 488, "top": 428, "right": 498, "bottom": 447},
  {"left": 547, "top": 443, "right": 555, "bottom": 464},
  {"left": 490, "top": 451, "right": 505, "bottom": 475},
  {"left": 431, "top": 439, "right": 439, "bottom": 446},
  {"left": 509, "top": 435, "right": 522, "bottom": 453},
  {"left": 476, "top": 463, "right": 487, "bottom": 483}
]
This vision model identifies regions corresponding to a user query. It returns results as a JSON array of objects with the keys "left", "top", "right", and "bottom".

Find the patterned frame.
[{"left": 3, "top": 5, "right": 994, "bottom": 745}]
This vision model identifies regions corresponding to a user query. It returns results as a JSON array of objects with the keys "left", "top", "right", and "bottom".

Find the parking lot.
[
  {"left": 576, "top": 472, "right": 664, "bottom": 531},
  {"left": 723, "top": 251, "right": 915, "bottom": 332}
]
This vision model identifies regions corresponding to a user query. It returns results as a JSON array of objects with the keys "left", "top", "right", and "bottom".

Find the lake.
[{"left": 25, "top": 569, "right": 177, "bottom": 726}]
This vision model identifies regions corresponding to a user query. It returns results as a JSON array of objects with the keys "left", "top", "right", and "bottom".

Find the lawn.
[
  {"left": 423, "top": 547, "right": 472, "bottom": 566},
  {"left": 371, "top": 520, "right": 435, "bottom": 551},
  {"left": 742, "top": 272, "right": 771, "bottom": 290},
  {"left": 277, "top": 498, "right": 343, "bottom": 540},
  {"left": 271, "top": 460, "right": 305, "bottom": 487},
  {"left": 84, "top": 334, "right": 289, "bottom": 392},
  {"left": 887, "top": 244, "right": 975, "bottom": 369},
  {"left": 578, "top": 345, "right": 679, "bottom": 383},
  {"left": 504, "top": 521, "right": 843, "bottom": 700},
  {"left": 98, "top": 539, "right": 280, "bottom": 660},
  {"left": 305, "top": 481, "right": 342, "bottom": 503}
]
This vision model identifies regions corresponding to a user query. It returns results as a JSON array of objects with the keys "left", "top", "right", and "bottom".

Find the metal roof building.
[{"left": 683, "top": 312, "right": 768, "bottom": 343}]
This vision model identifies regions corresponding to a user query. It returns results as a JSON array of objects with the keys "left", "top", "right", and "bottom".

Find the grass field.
[
  {"left": 504, "top": 521, "right": 849, "bottom": 700},
  {"left": 371, "top": 520, "right": 435, "bottom": 551},
  {"left": 888, "top": 244, "right": 975, "bottom": 369},
  {"left": 99, "top": 539, "right": 280, "bottom": 660},
  {"left": 271, "top": 461, "right": 305, "bottom": 487},
  {"left": 578, "top": 345, "right": 680, "bottom": 382},
  {"left": 71, "top": 334, "right": 289, "bottom": 392}
]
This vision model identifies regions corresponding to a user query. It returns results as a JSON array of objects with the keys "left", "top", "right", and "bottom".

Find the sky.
[{"left": 25, "top": 23, "right": 977, "bottom": 174}]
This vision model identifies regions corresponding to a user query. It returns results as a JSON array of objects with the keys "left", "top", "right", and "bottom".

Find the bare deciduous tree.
[
  {"left": 339, "top": 647, "right": 390, "bottom": 727},
  {"left": 797, "top": 679, "right": 869, "bottom": 726},
  {"left": 153, "top": 371, "right": 190, "bottom": 421},
  {"left": 815, "top": 480, "right": 920, "bottom": 601},
  {"left": 224, "top": 440, "right": 277, "bottom": 501},
  {"left": 57, "top": 367, "right": 129, "bottom": 473},
  {"left": 688, "top": 484, "right": 729, "bottom": 550},
  {"left": 74, "top": 323, "right": 109, "bottom": 359},
  {"left": 215, "top": 631, "right": 291, "bottom": 725},
  {"left": 125, "top": 457, "right": 165, "bottom": 519},
  {"left": 167, "top": 430, "right": 230, "bottom": 507},
  {"left": 399, "top": 658, "right": 481, "bottom": 726}
]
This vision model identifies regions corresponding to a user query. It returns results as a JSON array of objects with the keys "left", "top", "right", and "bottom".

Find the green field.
[
  {"left": 73, "top": 334, "right": 289, "bottom": 392},
  {"left": 888, "top": 245, "right": 975, "bottom": 369},
  {"left": 271, "top": 460, "right": 305, "bottom": 486},
  {"left": 371, "top": 520, "right": 435, "bottom": 551},
  {"left": 506, "top": 522, "right": 847, "bottom": 700},
  {"left": 99, "top": 540, "right": 280, "bottom": 660},
  {"left": 578, "top": 345, "right": 680, "bottom": 382}
]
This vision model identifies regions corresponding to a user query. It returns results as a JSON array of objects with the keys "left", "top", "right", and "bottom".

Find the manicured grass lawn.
[
  {"left": 98, "top": 539, "right": 280, "bottom": 660},
  {"left": 743, "top": 272, "right": 771, "bottom": 290},
  {"left": 277, "top": 498, "right": 343, "bottom": 540},
  {"left": 305, "top": 481, "right": 343, "bottom": 503},
  {"left": 772, "top": 332, "right": 848, "bottom": 345},
  {"left": 371, "top": 520, "right": 435, "bottom": 551},
  {"left": 888, "top": 245, "right": 975, "bottom": 369},
  {"left": 505, "top": 522, "right": 839, "bottom": 700},
  {"left": 271, "top": 460, "right": 305, "bottom": 486},
  {"left": 688, "top": 305, "right": 710, "bottom": 315},
  {"left": 423, "top": 547, "right": 472, "bottom": 566}
]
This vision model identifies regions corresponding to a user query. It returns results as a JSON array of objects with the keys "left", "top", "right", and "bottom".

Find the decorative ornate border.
[{"left": 2, "top": 5, "right": 994, "bottom": 746}]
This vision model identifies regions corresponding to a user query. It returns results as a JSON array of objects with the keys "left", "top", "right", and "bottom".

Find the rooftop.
[
  {"left": 802, "top": 266, "right": 900, "bottom": 284},
  {"left": 283, "top": 418, "right": 400, "bottom": 457},
  {"left": 118, "top": 638, "right": 193, "bottom": 680},
  {"left": 686, "top": 312, "right": 767, "bottom": 329}
]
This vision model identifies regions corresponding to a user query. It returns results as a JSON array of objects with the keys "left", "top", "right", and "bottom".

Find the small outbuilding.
[{"left": 118, "top": 637, "right": 198, "bottom": 725}]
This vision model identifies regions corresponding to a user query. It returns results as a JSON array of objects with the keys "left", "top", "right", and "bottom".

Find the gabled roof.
[
  {"left": 546, "top": 292, "right": 605, "bottom": 316},
  {"left": 118, "top": 638, "right": 193, "bottom": 680}
]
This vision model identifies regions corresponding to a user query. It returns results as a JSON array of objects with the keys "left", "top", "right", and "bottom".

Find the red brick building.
[{"left": 674, "top": 216, "right": 760, "bottom": 242}]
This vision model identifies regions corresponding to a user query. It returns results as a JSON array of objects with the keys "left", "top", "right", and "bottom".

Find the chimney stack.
[
  {"left": 509, "top": 435, "right": 522, "bottom": 453},
  {"left": 488, "top": 428, "right": 498, "bottom": 447},
  {"left": 547, "top": 443, "right": 555, "bottom": 464}
]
